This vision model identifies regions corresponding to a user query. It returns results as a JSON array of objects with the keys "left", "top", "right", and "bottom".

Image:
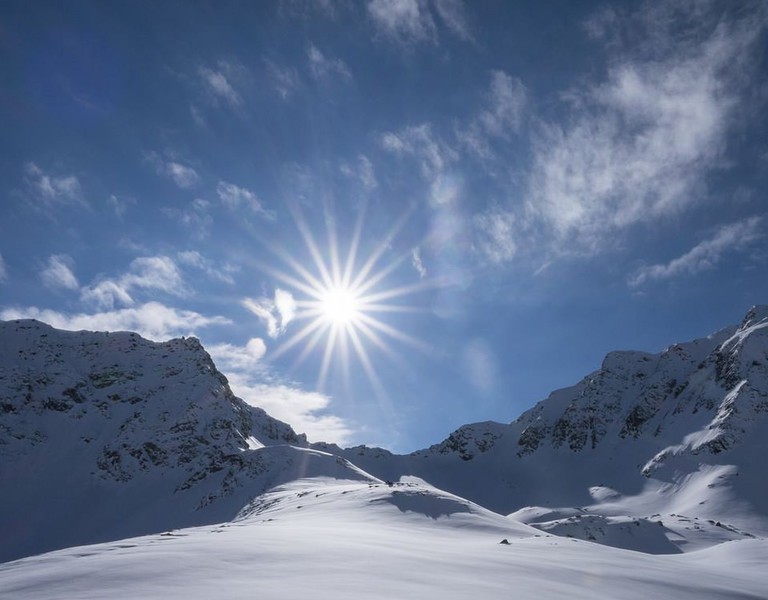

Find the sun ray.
[
  {"left": 291, "top": 321, "right": 331, "bottom": 371},
  {"left": 359, "top": 303, "right": 432, "bottom": 314},
  {"left": 358, "top": 278, "right": 438, "bottom": 305},
  {"left": 255, "top": 259, "right": 324, "bottom": 301},
  {"left": 290, "top": 202, "right": 335, "bottom": 289},
  {"left": 356, "top": 312, "right": 432, "bottom": 353},
  {"left": 347, "top": 325, "right": 390, "bottom": 406},
  {"left": 356, "top": 319, "right": 414, "bottom": 375},
  {"left": 354, "top": 319, "right": 395, "bottom": 357},
  {"left": 317, "top": 325, "right": 339, "bottom": 390},
  {"left": 325, "top": 208, "right": 344, "bottom": 287},
  {"left": 342, "top": 201, "right": 368, "bottom": 289},
  {"left": 350, "top": 202, "right": 416, "bottom": 291},
  {"left": 269, "top": 317, "right": 328, "bottom": 361}
]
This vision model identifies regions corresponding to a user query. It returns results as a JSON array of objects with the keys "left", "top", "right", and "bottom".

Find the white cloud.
[
  {"left": 265, "top": 59, "right": 301, "bottom": 99},
  {"left": 459, "top": 70, "right": 527, "bottom": 159},
  {"left": 207, "top": 338, "right": 267, "bottom": 370},
  {"left": 164, "top": 198, "right": 213, "bottom": 238},
  {"left": 411, "top": 247, "right": 427, "bottom": 279},
  {"left": 206, "top": 335, "right": 354, "bottom": 443},
  {"left": 527, "top": 1, "right": 768, "bottom": 253},
  {"left": 107, "top": 194, "right": 133, "bottom": 218},
  {"left": 432, "top": 0, "right": 472, "bottom": 41},
  {"left": 166, "top": 162, "right": 200, "bottom": 189},
  {"left": 145, "top": 152, "right": 200, "bottom": 189},
  {"left": 81, "top": 256, "right": 187, "bottom": 309},
  {"left": 199, "top": 65, "right": 243, "bottom": 108},
  {"left": 227, "top": 377, "right": 353, "bottom": 444},
  {"left": 629, "top": 217, "right": 763, "bottom": 287},
  {"left": 367, "top": 0, "right": 472, "bottom": 45},
  {"left": 307, "top": 44, "right": 351, "bottom": 81},
  {"left": 381, "top": 123, "right": 456, "bottom": 184},
  {"left": 190, "top": 104, "right": 206, "bottom": 126},
  {"left": 0, "top": 254, "right": 7, "bottom": 283},
  {"left": 23, "top": 162, "right": 85, "bottom": 207},
  {"left": 472, "top": 208, "right": 516, "bottom": 265},
  {"left": 0, "top": 302, "right": 229, "bottom": 342},
  {"left": 216, "top": 181, "right": 274, "bottom": 218},
  {"left": 242, "top": 289, "right": 297, "bottom": 338},
  {"left": 368, "top": 0, "right": 436, "bottom": 44},
  {"left": 479, "top": 71, "right": 526, "bottom": 137},
  {"left": 177, "top": 250, "right": 237, "bottom": 285},
  {"left": 274, "top": 289, "right": 297, "bottom": 324},
  {"left": 340, "top": 155, "right": 378, "bottom": 191},
  {"left": 40, "top": 254, "right": 79, "bottom": 291}
]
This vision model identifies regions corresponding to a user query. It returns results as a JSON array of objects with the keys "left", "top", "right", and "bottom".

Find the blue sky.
[{"left": 1, "top": 0, "right": 767, "bottom": 452}]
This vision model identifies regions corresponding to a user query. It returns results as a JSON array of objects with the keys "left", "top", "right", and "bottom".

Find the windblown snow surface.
[
  {"left": 3, "top": 478, "right": 767, "bottom": 600},
  {"left": 2, "top": 308, "right": 768, "bottom": 598}
]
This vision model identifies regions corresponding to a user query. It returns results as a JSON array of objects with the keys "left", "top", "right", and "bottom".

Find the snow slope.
[{"left": 2, "top": 477, "right": 767, "bottom": 600}]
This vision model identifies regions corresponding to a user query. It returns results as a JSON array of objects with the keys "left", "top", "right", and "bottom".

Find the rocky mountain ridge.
[{"left": 2, "top": 306, "right": 768, "bottom": 562}]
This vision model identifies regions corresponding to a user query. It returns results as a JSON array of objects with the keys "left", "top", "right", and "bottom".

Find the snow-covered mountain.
[
  {"left": 316, "top": 305, "right": 768, "bottom": 549},
  {"left": 2, "top": 307, "right": 768, "bottom": 598},
  {"left": 0, "top": 319, "right": 375, "bottom": 563}
]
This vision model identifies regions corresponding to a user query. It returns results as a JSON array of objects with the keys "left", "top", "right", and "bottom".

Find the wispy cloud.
[
  {"left": 242, "top": 289, "right": 297, "bottom": 338},
  {"left": 164, "top": 198, "right": 213, "bottom": 238},
  {"left": 23, "top": 162, "right": 85, "bottom": 207},
  {"left": 381, "top": 123, "right": 456, "bottom": 185},
  {"left": 368, "top": 0, "right": 437, "bottom": 44},
  {"left": 0, "top": 254, "right": 7, "bottom": 283},
  {"left": 0, "top": 302, "right": 229, "bottom": 341},
  {"left": 411, "top": 247, "right": 427, "bottom": 279},
  {"left": 199, "top": 64, "right": 243, "bottom": 108},
  {"left": 40, "top": 254, "right": 79, "bottom": 291},
  {"left": 177, "top": 250, "right": 237, "bottom": 285},
  {"left": 367, "top": 0, "right": 472, "bottom": 45},
  {"left": 106, "top": 194, "right": 134, "bottom": 218},
  {"left": 216, "top": 181, "right": 274, "bottom": 218},
  {"left": 527, "top": 1, "right": 768, "bottom": 254},
  {"left": 432, "top": 0, "right": 472, "bottom": 41},
  {"left": 145, "top": 151, "right": 200, "bottom": 189},
  {"left": 472, "top": 208, "right": 517, "bottom": 265},
  {"left": 166, "top": 162, "right": 200, "bottom": 189},
  {"left": 81, "top": 256, "right": 187, "bottom": 309},
  {"left": 459, "top": 70, "right": 527, "bottom": 159},
  {"left": 307, "top": 44, "right": 351, "bottom": 81},
  {"left": 629, "top": 217, "right": 763, "bottom": 287},
  {"left": 339, "top": 154, "right": 378, "bottom": 191},
  {"left": 265, "top": 59, "right": 301, "bottom": 100}
]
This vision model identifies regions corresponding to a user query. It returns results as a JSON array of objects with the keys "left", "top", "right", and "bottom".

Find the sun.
[
  {"left": 255, "top": 199, "right": 435, "bottom": 396},
  {"left": 320, "top": 286, "right": 361, "bottom": 325}
]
